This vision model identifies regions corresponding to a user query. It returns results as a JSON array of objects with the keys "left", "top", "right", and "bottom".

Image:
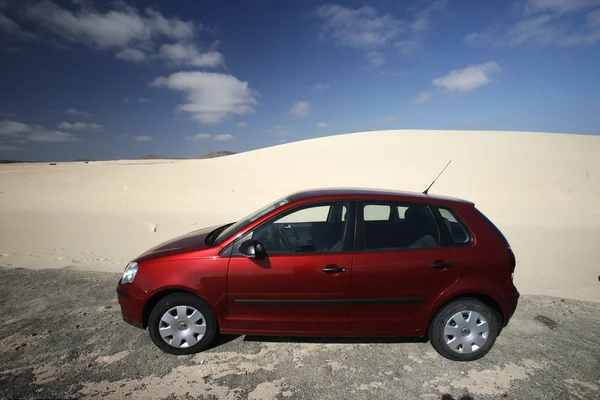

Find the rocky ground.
[{"left": 0, "top": 266, "right": 599, "bottom": 400}]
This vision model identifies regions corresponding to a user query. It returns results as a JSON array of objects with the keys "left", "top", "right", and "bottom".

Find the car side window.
[
  {"left": 236, "top": 202, "right": 349, "bottom": 255},
  {"left": 438, "top": 207, "right": 471, "bottom": 244},
  {"left": 360, "top": 202, "right": 440, "bottom": 251},
  {"left": 364, "top": 204, "right": 391, "bottom": 221}
]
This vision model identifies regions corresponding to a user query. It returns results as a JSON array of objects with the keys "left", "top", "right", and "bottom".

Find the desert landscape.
[
  {"left": 1, "top": 129, "right": 599, "bottom": 301},
  {"left": 1, "top": 129, "right": 600, "bottom": 399}
]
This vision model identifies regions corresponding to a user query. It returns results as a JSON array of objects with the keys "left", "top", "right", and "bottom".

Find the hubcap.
[
  {"left": 444, "top": 310, "right": 489, "bottom": 354},
  {"left": 159, "top": 305, "right": 206, "bottom": 348}
]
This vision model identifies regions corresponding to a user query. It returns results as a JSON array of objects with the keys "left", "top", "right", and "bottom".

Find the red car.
[{"left": 117, "top": 188, "right": 519, "bottom": 361}]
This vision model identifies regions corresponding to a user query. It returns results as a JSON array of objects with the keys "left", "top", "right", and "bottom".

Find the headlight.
[{"left": 121, "top": 262, "right": 138, "bottom": 284}]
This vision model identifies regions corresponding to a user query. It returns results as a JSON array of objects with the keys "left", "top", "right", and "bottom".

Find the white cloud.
[
  {"left": 65, "top": 107, "right": 94, "bottom": 117},
  {"left": 1, "top": 119, "right": 80, "bottom": 143},
  {"left": 466, "top": 2, "right": 600, "bottom": 46},
  {"left": 144, "top": 7, "right": 196, "bottom": 39},
  {"left": 0, "top": 11, "right": 36, "bottom": 40},
  {"left": 184, "top": 133, "right": 234, "bottom": 141},
  {"left": 123, "top": 98, "right": 132, "bottom": 104},
  {"left": 132, "top": 135, "right": 153, "bottom": 142},
  {"left": 0, "top": 144, "right": 22, "bottom": 152},
  {"left": 313, "top": 83, "right": 330, "bottom": 91},
  {"left": 315, "top": 3, "right": 447, "bottom": 67},
  {"left": 411, "top": 0, "right": 448, "bottom": 32},
  {"left": 411, "top": 91, "right": 432, "bottom": 104},
  {"left": 185, "top": 133, "right": 212, "bottom": 140},
  {"left": 153, "top": 72, "right": 257, "bottom": 124},
  {"left": 263, "top": 125, "right": 293, "bottom": 138},
  {"left": 57, "top": 122, "right": 103, "bottom": 131},
  {"left": 316, "top": 122, "right": 330, "bottom": 128},
  {"left": 316, "top": 4, "right": 403, "bottom": 49},
  {"left": 365, "top": 51, "right": 385, "bottom": 68},
  {"left": 115, "top": 48, "right": 146, "bottom": 62},
  {"left": 372, "top": 116, "right": 399, "bottom": 125},
  {"left": 159, "top": 42, "right": 224, "bottom": 68},
  {"left": 397, "top": 0, "right": 448, "bottom": 55},
  {"left": 0, "top": 112, "right": 18, "bottom": 118},
  {"left": 289, "top": 101, "right": 311, "bottom": 118},
  {"left": 587, "top": 9, "right": 600, "bottom": 27},
  {"left": 29, "top": 130, "right": 80, "bottom": 143},
  {"left": 214, "top": 134, "right": 233, "bottom": 141},
  {"left": 237, "top": 122, "right": 248, "bottom": 127},
  {"left": 525, "top": 0, "right": 600, "bottom": 14},
  {"left": 394, "top": 39, "right": 422, "bottom": 55},
  {"left": 138, "top": 98, "right": 150, "bottom": 103},
  {"left": 504, "top": 14, "right": 563, "bottom": 45},
  {"left": 0, "top": 120, "right": 31, "bottom": 136},
  {"left": 24, "top": 1, "right": 196, "bottom": 49},
  {"left": 433, "top": 62, "right": 501, "bottom": 93}
]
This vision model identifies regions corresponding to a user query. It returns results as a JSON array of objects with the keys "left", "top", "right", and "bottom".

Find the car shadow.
[
  {"left": 243, "top": 335, "right": 428, "bottom": 345},
  {"left": 207, "top": 334, "right": 242, "bottom": 349}
]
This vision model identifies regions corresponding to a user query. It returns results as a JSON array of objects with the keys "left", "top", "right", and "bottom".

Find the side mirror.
[{"left": 239, "top": 240, "right": 266, "bottom": 259}]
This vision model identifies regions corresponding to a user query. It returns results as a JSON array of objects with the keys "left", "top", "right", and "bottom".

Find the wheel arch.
[
  {"left": 142, "top": 288, "right": 204, "bottom": 328},
  {"left": 426, "top": 292, "right": 505, "bottom": 335}
]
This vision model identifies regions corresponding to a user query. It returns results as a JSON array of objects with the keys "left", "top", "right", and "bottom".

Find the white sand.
[{"left": 1, "top": 130, "right": 598, "bottom": 302}]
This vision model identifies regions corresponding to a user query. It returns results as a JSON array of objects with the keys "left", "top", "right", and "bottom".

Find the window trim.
[
  {"left": 225, "top": 200, "right": 356, "bottom": 257},
  {"left": 431, "top": 206, "right": 474, "bottom": 248},
  {"left": 353, "top": 200, "right": 442, "bottom": 253}
]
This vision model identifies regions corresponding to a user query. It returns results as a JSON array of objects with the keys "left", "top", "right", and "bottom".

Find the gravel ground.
[{"left": 0, "top": 266, "right": 599, "bottom": 400}]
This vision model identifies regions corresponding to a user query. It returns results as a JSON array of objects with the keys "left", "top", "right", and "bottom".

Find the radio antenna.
[{"left": 423, "top": 160, "right": 452, "bottom": 195}]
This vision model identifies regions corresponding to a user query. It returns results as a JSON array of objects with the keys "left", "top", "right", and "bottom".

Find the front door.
[
  {"left": 350, "top": 201, "right": 459, "bottom": 335},
  {"left": 226, "top": 201, "right": 354, "bottom": 334}
]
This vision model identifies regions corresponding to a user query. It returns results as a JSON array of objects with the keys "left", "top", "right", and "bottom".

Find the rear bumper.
[
  {"left": 504, "top": 290, "right": 520, "bottom": 326},
  {"left": 116, "top": 280, "right": 147, "bottom": 328}
]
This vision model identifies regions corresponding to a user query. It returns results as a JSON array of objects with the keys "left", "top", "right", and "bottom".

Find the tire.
[
  {"left": 148, "top": 293, "right": 217, "bottom": 355},
  {"left": 428, "top": 298, "right": 499, "bottom": 362}
]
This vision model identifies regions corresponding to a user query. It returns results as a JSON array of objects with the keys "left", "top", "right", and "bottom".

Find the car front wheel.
[
  {"left": 148, "top": 293, "right": 217, "bottom": 355},
  {"left": 428, "top": 298, "right": 499, "bottom": 361}
]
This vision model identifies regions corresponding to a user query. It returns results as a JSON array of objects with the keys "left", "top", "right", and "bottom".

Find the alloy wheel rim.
[
  {"left": 444, "top": 310, "right": 489, "bottom": 354},
  {"left": 159, "top": 305, "right": 206, "bottom": 348}
]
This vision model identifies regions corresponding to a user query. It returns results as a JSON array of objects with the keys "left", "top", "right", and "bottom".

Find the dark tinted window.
[
  {"left": 238, "top": 202, "right": 349, "bottom": 254},
  {"left": 360, "top": 202, "right": 439, "bottom": 250},
  {"left": 438, "top": 207, "right": 471, "bottom": 244}
]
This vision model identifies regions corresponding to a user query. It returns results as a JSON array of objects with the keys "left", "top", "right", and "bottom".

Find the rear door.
[{"left": 349, "top": 201, "right": 459, "bottom": 335}]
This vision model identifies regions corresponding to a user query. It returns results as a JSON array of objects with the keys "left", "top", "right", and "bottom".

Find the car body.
[{"left": 117, "top": 188, "right": 519, "bottom": 361}]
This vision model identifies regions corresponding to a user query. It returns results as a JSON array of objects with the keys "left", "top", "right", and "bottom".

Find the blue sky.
[{"left": 0, "top": 0, "right": 599, "bottom": 161}]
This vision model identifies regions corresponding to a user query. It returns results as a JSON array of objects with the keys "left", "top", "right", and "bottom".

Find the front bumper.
[{"left": 116, "top": 280, "right": 147, "bottom": 328}]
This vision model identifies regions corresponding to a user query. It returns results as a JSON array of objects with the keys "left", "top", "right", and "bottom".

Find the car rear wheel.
[
  {"left": 428, "top": 298, "right": 499, "bottom": 361},
  {"left": 148, "top": 293, "right": 217, "bottom": 355}
]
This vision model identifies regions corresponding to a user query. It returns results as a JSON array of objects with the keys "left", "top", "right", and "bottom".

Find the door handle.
[
  {"left": 431, "top": 262, "right": 453, "bottom": 270},
  {"left": 322, "top": 266, "right": 346, "bottom": 274}
]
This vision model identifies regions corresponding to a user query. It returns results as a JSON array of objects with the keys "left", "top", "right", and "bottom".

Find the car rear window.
[{"left": 437, "top": 207, "right": 471, "bottom": 244}]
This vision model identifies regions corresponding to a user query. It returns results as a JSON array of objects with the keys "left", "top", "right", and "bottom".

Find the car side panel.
[
  {"left": 226, "top": 253, "right": 353, "bottom": 333},
  {"left": 417, "top": 203, "right": 519, "bottom": 334},
  {"left": 350, "top": 248, "right": 459, "bottom": 335},
  {"left": 124, "top": 249, "right": 229, "bottom": 330}
]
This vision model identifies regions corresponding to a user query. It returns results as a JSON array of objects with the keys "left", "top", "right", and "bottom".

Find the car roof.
[{"left": 287, "top": 187, "right": 474, "bottom": 205}]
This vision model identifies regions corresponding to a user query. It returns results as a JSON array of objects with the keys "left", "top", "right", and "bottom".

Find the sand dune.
[{"left": 0, "top": 130, "right": 599, "bottom": 301}]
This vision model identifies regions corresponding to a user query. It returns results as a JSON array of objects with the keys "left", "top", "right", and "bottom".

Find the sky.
[{"left": 0, "top": 0, "right": 599, "bottom": 161}]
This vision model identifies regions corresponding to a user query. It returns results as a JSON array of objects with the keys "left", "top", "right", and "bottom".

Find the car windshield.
[{"left": 212, "top": 196, "right": 291, "bottom": 245}]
